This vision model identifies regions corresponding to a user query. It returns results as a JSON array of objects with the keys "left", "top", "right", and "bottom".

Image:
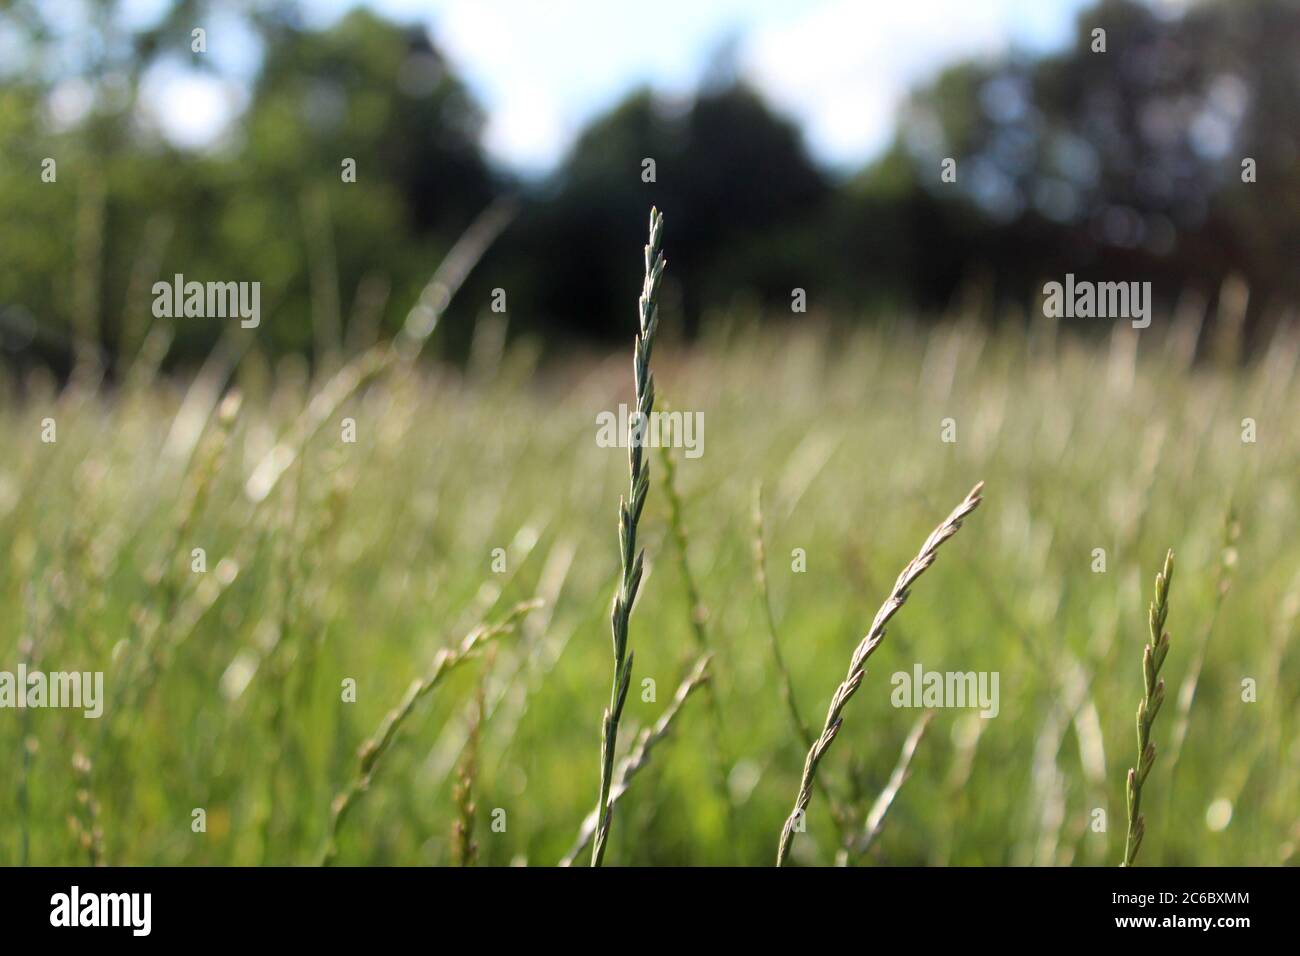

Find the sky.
[{"left": 117, "top": 0, "right": 1168, "bottom": 176}]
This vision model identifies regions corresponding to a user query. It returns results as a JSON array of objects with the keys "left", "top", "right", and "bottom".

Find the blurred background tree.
[
  {"left": 894, "top": 0, "right": 1300, "bottom": 340},
  {"left": 1, "top": 0, "right": 1297, "bottom": 370}
]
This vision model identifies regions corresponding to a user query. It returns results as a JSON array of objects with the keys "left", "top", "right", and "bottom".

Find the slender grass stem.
[
  {"left": 592, "top": 208, "right": 666, "bottom": 867},
  {"left": 1168, "top": 515, "right": 1235, "bottom": 774},
  {"left": 752, "top": 482, "right": 813, "bottom": 750},
  {"left": 1160, "top": 514, "right": 1234, "bottom": 848},
  {"left": 776, "top": 482, "right": 983, "bottom": 866},
  {"left": 660, "top": 441, "right": 734, "bottom": 829},
  {"left": 754, "top": 482, "right": 858, "bottom": 843},
  {"left": 452, "top": 667, "right": 488, "bottom": 867},
  {"left": 1122, "top": 549, "right": 1173, "bottom": 867},
  {"left": 321, "top": 599, "right": 542, "bottom": 865},
  {"left": 659, "top": 441, "right": 710, "bottom": 654},
  {"left": 839, "top": 711, "right": 933, "bottom": 864},
  {"left": 564, "top": 654, "right": 711, "bottom": 866}
]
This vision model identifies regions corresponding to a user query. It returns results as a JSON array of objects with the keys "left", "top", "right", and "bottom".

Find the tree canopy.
[{"left": 2, "top": 0, "right": 1296, "bottom": 369}]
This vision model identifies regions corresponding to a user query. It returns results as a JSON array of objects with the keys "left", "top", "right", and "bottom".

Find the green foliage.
[
  {"left": 6, "top": 0, "right": 1300, "bottom": 365},
  {"left": 0, "top": 7, "right": 495, "bottom": 364}
]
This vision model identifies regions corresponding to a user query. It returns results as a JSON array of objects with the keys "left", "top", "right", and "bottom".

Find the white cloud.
[
  {"left": 434, "top": 2, "right": 570, "bottom": 170},
  {"left": 429, "top": 0, "right": 780, "bottom": 170},
  {"left": 127, "top": 0, "right": 1095, "bottom": 170},
  {"left": 425, "top": 0, "right": 1091, "bottom": 173},
  {"left": 739, "top": 0, "right": 1078, "bottom": 168}
]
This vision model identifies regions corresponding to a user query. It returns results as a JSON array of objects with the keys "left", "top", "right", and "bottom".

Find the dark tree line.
[{"left": 1, "top": 0, "right": 1296, "bottom": 370}]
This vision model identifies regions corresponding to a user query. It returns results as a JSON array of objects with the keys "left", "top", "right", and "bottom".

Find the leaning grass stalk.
[
  {"left": 755, "top": 482, "right": 855, "bottom": 842},
  {"left": 159, "top": 326, "right": 251, "bottom": 472},
  {"left": 659, "top": 440, "right": 710, "bottom": 654},
  {"left": 1158, "top": 515, "right": 1234, "bottom": 849},
  {"left": 72, "top": 172, "right": 106, "bottom": 376},
  {"left": 753, "top": 482, "right": 813, "bottom": 750},
  {"left": 659, "top": 440, "right": 734, "bottom": 828},
  {"left": 452, "top": 665, "right": 488, "bottom": 866},
  {"left": 591, "top": 207, "right": 667, "bottom": 867},
  {"left": 118, "top": 214, "right": 174, "bottom": 373},
  {"left": 1265, "top": 573, "right": 1300, "bottom": 850},
  {"left": 933, "top": 712, "right": 986, "bottom": 865},
  {"left": 776, "top": 482, "right": 984, "bottom": 867},
  {"left": 17, "top": 624, "right": 35, "bottom": 866},
  {"left": 397, "top": 196, "right": 519, "bottom": 358},
  {"left": 1167, "top": 513, "right": 1236, "bottom": 775},
  {"left": 1122, "top": 549, "right": 1174, "bottom": 867},
  {"left": 259, "top": 464, "right": 315, "bottom": 862},
  {"left": 246, "top": 197, "right": 517, "bottom": 507},
  {"left": 244, "top": 344, "right": 392, "bottom": 504},
  {"left": 118, "top": 389, "right": 242, "bottom": 717},
  {"left": 321, "top": 599, "right": 542, "bottom": 865},
  {"left": 839, "top": 710, "right": 934, "bottom": 864},
  {"left": 70, "top": 751, "right": 105, "bottom": 866},
  {"left": 563, "top": 654, "right": 711, "bottom": 866},
  {"left": 301, "top": 184, "right": 343, "bottom": 367}
]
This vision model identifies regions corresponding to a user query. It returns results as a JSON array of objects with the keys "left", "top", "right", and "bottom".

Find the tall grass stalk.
[
  {"left": 563, "top": 654, "right": 711, "bottom": 866},
  {"left": 591, "top": 207, "right": 666, "bottom": 867},
  {"left": 1158, "top": 515, "right": 1234, "bottom": 849},
  {"left": 452, "top": 668, "right": 487, "bottom": 866},
  {"left": 17, "top": 624, "right": 35, "bottom": 866},
  {"left": 839, "top": 711, "right": 933, "bottom": 864},
  {"left": 321, "top": 598, "right": 542, "bottom": 865},
  {"left": 755, "top": 482, "right": 856, "bottom": 844},
  {"left": 752, "top": 482, "right": 813, "bottom": 749},
  {"left": 776, "top": 482, "right": 984, "bottom": 866},
  {"left": 396, "top": 196, "right": 519, "bottom": 358},
  {"left": 1122, "top": 549, "right": 1173, "bottom": 867},
  {"left": 116, "top": 388, "right": 242, "bottom": 722},
  {"left": 1168, "top": 514, "right": 1236, "bottom": 774},
  {"left": 70, "top": 751, "right": 104, "bottom": 866},
  {"left": 246, "top": 197, "right": 516, "bottom": 506},
  {"left": 660, "top": 441, "right": 734, "bottom": 829},
  {"left": 659, "top": 441, "right": 709, "bottom": 653}
]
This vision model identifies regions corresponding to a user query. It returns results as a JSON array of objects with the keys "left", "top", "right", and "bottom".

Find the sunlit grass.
[{"left": 1, "top": 316, "right": 1296, "bottom": 865}]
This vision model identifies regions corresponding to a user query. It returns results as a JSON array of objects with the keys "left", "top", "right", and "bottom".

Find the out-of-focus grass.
[{"left": 1, "top": 317, "right": 1297, "bottom": 866}]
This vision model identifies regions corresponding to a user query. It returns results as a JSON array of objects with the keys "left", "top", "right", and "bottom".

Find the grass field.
[{"left": 2, "top": 312, "right": 1298, "bottom": 866}]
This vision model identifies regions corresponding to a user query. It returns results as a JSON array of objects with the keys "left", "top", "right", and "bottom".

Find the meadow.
[{"left": 1, "top": 297, "right": 1298, "bottom": 866}]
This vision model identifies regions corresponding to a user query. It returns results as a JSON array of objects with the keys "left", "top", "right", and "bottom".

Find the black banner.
[{"left": 0, "top": 866, "right": 1275, "bottom": 941}]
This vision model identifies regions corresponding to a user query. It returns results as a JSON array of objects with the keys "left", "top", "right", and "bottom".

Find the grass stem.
[
  {"left": 321, "top": 598, "right": 542, "bottom": 865},
  {"left": 1122, "top": 549, "right": 1173, "bottom": 867},
  {"left": 776, "top": 482, "right": 983, "bottom": 866},
  {"left": 592, "top": 207, "right": 666, "bottom": 867}
]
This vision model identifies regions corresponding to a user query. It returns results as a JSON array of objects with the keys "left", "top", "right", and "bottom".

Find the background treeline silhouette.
[{"left": 1, "top": 0, "right": 1297, "bottom": 370}]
